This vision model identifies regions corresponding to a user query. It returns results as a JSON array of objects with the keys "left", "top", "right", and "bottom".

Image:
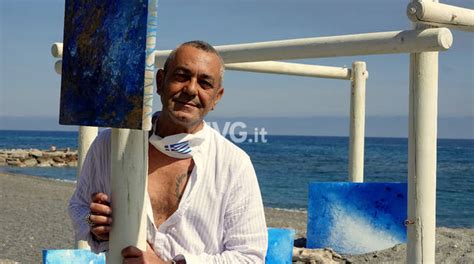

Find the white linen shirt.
[{"left": 69, "top": 123, "right": 268, "bottom": 263}]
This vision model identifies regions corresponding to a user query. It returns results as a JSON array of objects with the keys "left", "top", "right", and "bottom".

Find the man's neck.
[{"left": 155, "top": 113, "right": 204, "bottom": 137}]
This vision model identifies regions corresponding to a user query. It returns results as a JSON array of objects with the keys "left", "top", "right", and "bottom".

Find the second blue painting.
[
  {"left": 60, "top": 0, "right": 157, "bottom": 129},
  {"left": 307, "top": 182, "right": 407, "bottom": 254}
]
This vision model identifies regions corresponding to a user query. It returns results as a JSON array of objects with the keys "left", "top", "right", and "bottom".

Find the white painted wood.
[
  {"left": 225, "top": 61, "right": 351, "bottom": 80},
  {"left": 348, "top": 62, "right": 367, "bottom": 182},
  {"left": 51, "top": 42, "right": 63, "bottom": 58},
  {"left": 54, "top": 60, "right": 61, "bottom": 74},
  {"left": 407, "top": 15, "right": 439, "bottom": 262},
  {"left": 54, "top": 59, "right": 351, "bottom": 80},
  {"left": 407, "top": 1, "right": 474, "bottom": 32},
  {"left": 76, "top": 126, "right": 98, "bottom": 249},
  {"left": 154, "top": 28, "right": 452, "bottom": 66},
  {"left": 51, "top": 27, "right": 453, "bottom": 66},
  {"left": 108, "top": 129, "right": 148, "bottom": 263}
]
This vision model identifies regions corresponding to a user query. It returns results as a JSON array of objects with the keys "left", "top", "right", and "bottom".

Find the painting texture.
[
  {"left": 307, "top": 182, "right": 407, "bottom": 254},
  {"left": 60, "top": 0, "right": 157, "bottom": 130}
]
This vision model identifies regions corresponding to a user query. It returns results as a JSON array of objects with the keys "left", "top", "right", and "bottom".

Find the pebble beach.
[{"left": 0, "top": 172, "right": 472, "bottom": 263}]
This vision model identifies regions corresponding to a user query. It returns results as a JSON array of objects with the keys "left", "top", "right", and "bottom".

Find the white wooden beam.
[
  {"left": 51, "top": 28, "right": 453, "bottom": 64},
  {"left": 55, "top": 59, "right": 351, "bottom": 80},
  {"left": 154, "top": 28, "right": 452, "bottom": 66},
  {"left": 407, "top": 1, "right": 474, "bottom": 32},
  {"left": 225, "top": 61, "right": 351, "bottom": 80}
]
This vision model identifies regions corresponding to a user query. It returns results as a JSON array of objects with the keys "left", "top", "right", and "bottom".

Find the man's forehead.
[{"left": 175, "top": 46, "right": 219, "bottom": 62}]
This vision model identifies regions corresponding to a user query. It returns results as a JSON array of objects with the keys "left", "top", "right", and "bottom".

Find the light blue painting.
[
  {"left": 307, "top": 182, "right": 407, "bottom": 254},
  {"left": 266, "top": 228, "right": 295, "bottom": 264},
  {"left": 43, "top": 249, "right": 105, "bottom": 264}
]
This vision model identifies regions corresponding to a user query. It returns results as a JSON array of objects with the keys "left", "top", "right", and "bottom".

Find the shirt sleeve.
[
  {"left": 68, "top": 130, "right": 111, "bottom": 253},
  {"left": 177, "top": 155, "right": 268, "bottom": 264}
]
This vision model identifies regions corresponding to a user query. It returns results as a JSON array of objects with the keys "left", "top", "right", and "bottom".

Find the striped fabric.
[{"left": 68, "top": 123, "right": 268, "bottom": 263}]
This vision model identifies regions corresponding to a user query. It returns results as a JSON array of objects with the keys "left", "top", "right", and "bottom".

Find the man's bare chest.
[{"left": 147, "top": 146, "right": 194, "bottom": 227}]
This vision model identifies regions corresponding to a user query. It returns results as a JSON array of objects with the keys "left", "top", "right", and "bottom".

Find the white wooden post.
[
  {"left": 348, "top": 61, "right": 367, "bottom": 182},
  {"left": 108, "top": 129, "right": 148, "bottom": 263},
  {"left": 407, "top": 0, "right": 439, "bottom": 261},
  {"left": 76, "top": 126, "right": 98, "bottom": 249}
]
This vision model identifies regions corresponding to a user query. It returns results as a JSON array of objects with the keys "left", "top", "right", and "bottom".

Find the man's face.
[{"left": 156, "top": 45, "right": 224, "bottom": 128}]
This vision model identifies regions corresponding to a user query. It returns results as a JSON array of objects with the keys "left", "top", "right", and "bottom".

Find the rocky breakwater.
[{"left": 0, "top": 148, "right": 78, "bottom": 168}]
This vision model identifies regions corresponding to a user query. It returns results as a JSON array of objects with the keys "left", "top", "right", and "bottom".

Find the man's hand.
[
  {"left": 122, "top": 243, "right": 170, "bottom": 264},
  {"left": 89, "top": 192, "right": 112, "bottom": 241}
]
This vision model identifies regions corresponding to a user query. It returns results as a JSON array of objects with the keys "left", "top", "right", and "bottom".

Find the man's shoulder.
[
  {"left": 205, "top": 124, "right": 251, "bottom": 162},
  {"left": 89, "top": 128, "right": 112, "bottom": 154}
]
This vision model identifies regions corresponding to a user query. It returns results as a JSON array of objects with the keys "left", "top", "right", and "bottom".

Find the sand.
[{"left": 0, "top": 172, "right": 472, "bottom": 263}]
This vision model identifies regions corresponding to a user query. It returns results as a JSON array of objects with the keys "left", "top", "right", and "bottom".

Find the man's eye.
[
  {"left": 175, "top": 73, "right": 188, "bottom": 81},
  {"left": 200, "top": 80, "right": 213, "bottom": 89}
]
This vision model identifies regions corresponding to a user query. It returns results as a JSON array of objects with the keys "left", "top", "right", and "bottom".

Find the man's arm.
[{"left": 68, "top": 130, "right": 111, "bottom": 253}]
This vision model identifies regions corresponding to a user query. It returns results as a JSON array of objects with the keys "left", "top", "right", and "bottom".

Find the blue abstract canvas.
[
  {"left": 43, "top": 249, "right": 105, "bottom": 264},
  {"left": 266, "top": 228, "right": 295, "bottom": 264},
  {"left": 60, "top": 0, "right": 157, "bottom": 130},
  {"left": 307, "top": 182, "right": 407, "bottom": 254}
]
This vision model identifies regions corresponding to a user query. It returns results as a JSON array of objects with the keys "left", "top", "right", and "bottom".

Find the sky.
[{"left": 0, "top": 0, "right": 473, "bottom": 137}]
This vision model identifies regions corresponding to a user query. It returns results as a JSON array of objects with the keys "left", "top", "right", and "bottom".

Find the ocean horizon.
[{"left": 1, "top": 129, "right": 473, "bottom": 228}]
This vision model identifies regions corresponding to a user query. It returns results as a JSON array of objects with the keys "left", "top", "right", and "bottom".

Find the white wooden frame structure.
[{"left": 51, "top": 0, "right": 474, "bottom": 262}]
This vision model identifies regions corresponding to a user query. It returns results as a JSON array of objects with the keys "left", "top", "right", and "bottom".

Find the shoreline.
[{"left": 1, "top": 172, "right": 472, "bottom": 263}]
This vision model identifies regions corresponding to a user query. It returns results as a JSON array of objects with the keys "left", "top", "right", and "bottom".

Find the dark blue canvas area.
[{"left": 60, "top": 0, "right": 148, "bottom": 129}]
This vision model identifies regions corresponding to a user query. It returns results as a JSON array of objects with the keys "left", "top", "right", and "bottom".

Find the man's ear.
[
  {"left": 156, "top": 69, "right": 165, "bottom": 95},
  {"left": 212, "top": 87, "right": 225, "bottom": 110}
]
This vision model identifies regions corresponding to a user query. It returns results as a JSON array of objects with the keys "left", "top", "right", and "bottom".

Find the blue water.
[{"left": 1, "top": 130, "right": 472, "bottom": 227}]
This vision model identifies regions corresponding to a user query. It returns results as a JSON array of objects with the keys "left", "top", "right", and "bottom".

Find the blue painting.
[
  {"left": 306, "top": 182, "right": 407, "bottom": 254},
  {"left": 266, "top": 228, "right": 295, "bottom": 264},
  {"left": 43, "top": 249, "right": 105, "bottom": 264},
  {"left": 60, "top": 0, "right": 157, "bottom": 130}
]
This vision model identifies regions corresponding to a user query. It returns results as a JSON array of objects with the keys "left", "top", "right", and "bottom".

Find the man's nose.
[{"left": 183, "top": 78, "right": 198, "bottom": 96}]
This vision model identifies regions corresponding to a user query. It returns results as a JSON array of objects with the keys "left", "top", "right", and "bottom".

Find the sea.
[{"left": 0, "top": 130, "right": 472, "bottom": 228}]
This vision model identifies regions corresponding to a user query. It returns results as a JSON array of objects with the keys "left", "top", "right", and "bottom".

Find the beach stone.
[
  {"left": 37, "top": 157, "right": 53, "bottom": 164},
  {"left": 0, "top": 162, "right": 6, "bottom": 166},
  {"left": 0, "top": 156, "right": 5, "bottom": 163},
  {"left": 6, "top": 159, "right": 22, "bottom": 166},
  {"left": 67, "top": 160, "right": 78, "bottom": 167},
  {"left": 10, "top": 150, "right": 28, "bottom": 159},
  {"left": 66, "top": 154, "right": 78, "bottom": 161},
  {"left": 29, "top": 150, "right": 43, "bottom": 158},
  {"left": 43, "top": 151, "right": 65, "bottom": 158},
  {"left": 52, "top": 162, "right": 66, "bottom": 168},
  {"left": 37, "top": 162, "right": 52, "bottom": 167},
  {"left": 23, "top": 158, "right": 37, "bottom": 167},
  {"left": 53, "top": 156, "right": 65, "bottom": 163},
  {"left": 293, "top": 247, "right": 346, "bottom": 264},
  {"left": 0, "top": 153, "right": 8, "bottom": 158}
]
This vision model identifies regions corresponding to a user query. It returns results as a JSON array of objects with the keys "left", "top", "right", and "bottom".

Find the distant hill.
[{"left": 1, "top": 115, "right": 472, "bottom": 139}]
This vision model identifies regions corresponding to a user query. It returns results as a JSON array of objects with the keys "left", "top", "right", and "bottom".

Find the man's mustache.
[{"left": 173, "top": 96, "right": 201, "bottom": 108}]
